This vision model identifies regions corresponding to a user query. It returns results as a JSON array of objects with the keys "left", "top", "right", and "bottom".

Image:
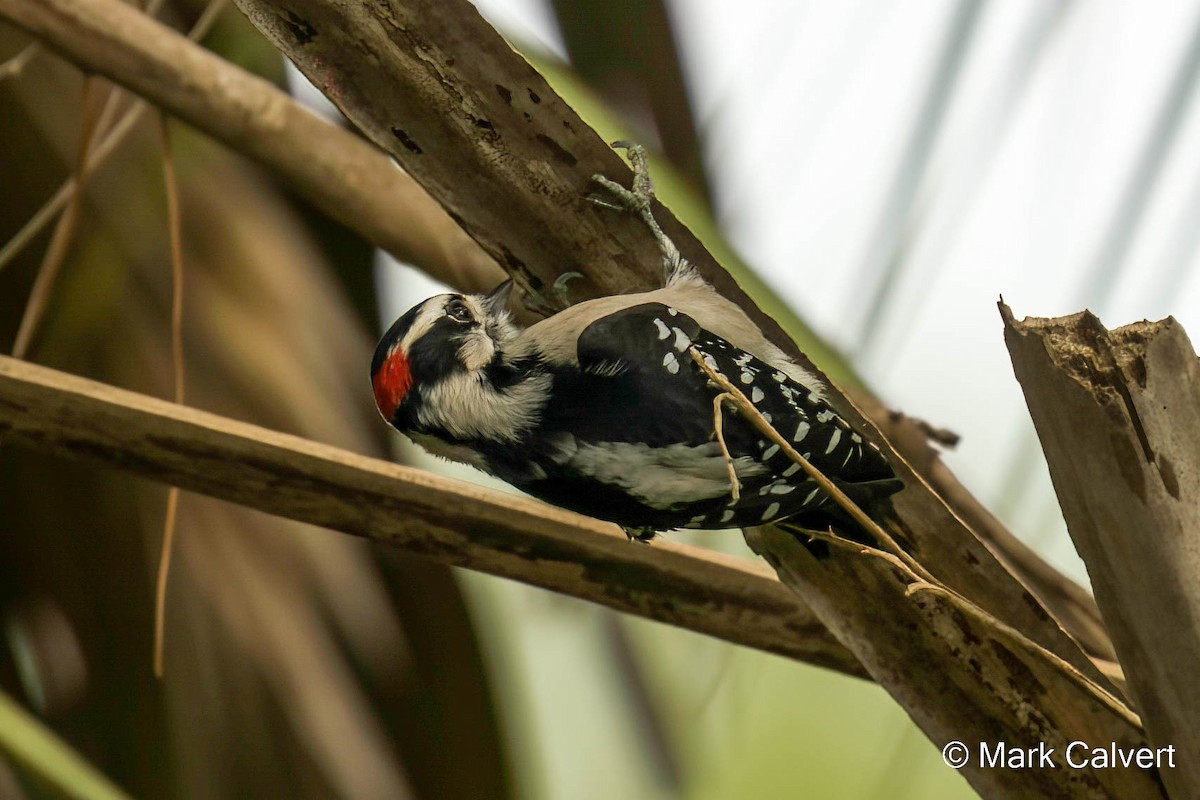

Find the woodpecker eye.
[{"left": 446, "top": 298, "right": 473, "bottom": 324}]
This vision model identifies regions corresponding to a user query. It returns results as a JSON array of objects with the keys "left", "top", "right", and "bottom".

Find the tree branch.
[
  {"left": 0, "top": 0, "right": 505, "bottom": 293},
  {"left": 754, "top": 525, "right": 1159, "bottom": 799},
  {"left": 874, "top": 404, "right": 1118, "bottom": 664},
  {"left": 1004, "top": 306, "right": 1200, "bottom": 799},
  {"left": 693, "top": 336, "right": 1157, "bottom": 797},
  {"left": 2, "top": 2, "right": 1152, "bottom": 793},
  {"left": 0, "top": 354, "right": 864, "bottom": 679},
  {"left": 211, "top": 0, "right": 1117, "bottom": 691},
  {"left": 0, "top": 0, "right": 1110, "bottom": 679}
]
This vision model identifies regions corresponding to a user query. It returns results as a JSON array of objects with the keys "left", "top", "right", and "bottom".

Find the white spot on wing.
[
  {"left": 720, "top": 509, "right": 735, "bottom": 523},
  {"left": 734, "top": 353, "right": 753, "bottom": 367},
  {"left": 672, "top": 327, "right": 690, "bottom": 351},
  {"left": 825, "top": 428, "right": 842, "bottom": 454},
  {"left": 763, "top": 443, "right": 780, "bottom": 460},
  {"left": 782, "top": 462, "right": 801, "bottom": 477},
  {"left": 762, "top": 502, "right": 780, "bottom": 520},
  {"left": 751, "top": 386, "right": 765, "bottom": 403},
  {"left": 740, "top": 370, "right": 754, "bottom": 384},
  {"left": 653, "top": 318, "right": 670, "bottom": 340},
  {"left": 803, "top": 488, "right": 820, "bottom": 505},
  {"left": 663, "top": 352, "right": 680, "bottom": 374},
  {"left": 794, "top": 421, "right": 810, "bottom": 442}
]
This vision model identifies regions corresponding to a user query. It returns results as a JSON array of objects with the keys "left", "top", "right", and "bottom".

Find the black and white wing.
[{"left": 521, "top": 302, "right": 901, "bottom": 532}]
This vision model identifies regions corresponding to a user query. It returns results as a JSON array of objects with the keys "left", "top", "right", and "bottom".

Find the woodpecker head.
[{"left": 371, "top": 280, "right": 517, "bottom": 426}]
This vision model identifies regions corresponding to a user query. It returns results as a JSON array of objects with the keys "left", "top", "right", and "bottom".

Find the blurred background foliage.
[{"left": 3, "top": 0, "right": 1198, "bottom": 798}]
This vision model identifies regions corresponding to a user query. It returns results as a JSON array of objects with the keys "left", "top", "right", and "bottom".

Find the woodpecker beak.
[
  {"left": 371, "top": 345, "right": 412, "bottom": 423},
  {"left": 482, "top": 279, "right": 514, "bottom": 316}
]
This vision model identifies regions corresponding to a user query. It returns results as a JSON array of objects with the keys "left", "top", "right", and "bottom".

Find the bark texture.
[
  {"left": 1005, "top": 305, "right": 1200, "bottom": 799},
  {"left": 213, "top": 0, "right": 1114, "bottom": 690},
  {"left": 0, "top": 354, "right": 863, "bottom": 678}
]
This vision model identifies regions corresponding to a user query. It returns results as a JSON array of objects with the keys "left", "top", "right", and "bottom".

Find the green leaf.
[{"left": 0, "top": 690, "right": 132, "bottom": 800}]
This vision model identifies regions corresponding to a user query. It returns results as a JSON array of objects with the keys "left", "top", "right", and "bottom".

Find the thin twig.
[
  {"left": 152, "top": 114, "right": 187, "bottom": 678},
  {"left": 0, "top": 98, "right": 141, "bottom": 274},
  {"left": 0, "top": 0, "right": 225, "bottom": 276},
  {"left": 687, "top": 348, "right": 936, "bottom": 584},
  {"left": 1, "top": 0, "right": 505, "bottom": 292},
  {"left": 154, "top": 0, "right": 216, "bottom": 679},
  {"left": 710, "top": 392, "right": 740, "bottom": 501},
  {"left": 153, "top": 487, "right": 180, "bottom": 677},
  {"left": 11, "top": 77, "right": 110, "bottom": 359},
  {"left": 790, "top": 524, "right": 1139, "bottom": 727}
]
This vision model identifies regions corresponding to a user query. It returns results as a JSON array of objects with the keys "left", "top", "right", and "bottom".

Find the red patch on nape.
[{"left": 372, "top": 348, "right": 413, "bottom": 422}]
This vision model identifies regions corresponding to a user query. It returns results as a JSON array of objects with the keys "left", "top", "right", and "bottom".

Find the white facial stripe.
[
  {"left": 400, "top": 295, "right": 452, "bottom": 353},
  {"left": 458, "top": 330, "right": 496, "bottom": 371},
  {"left": 462, "top": 294, "right": 486, "bottom": 321}
]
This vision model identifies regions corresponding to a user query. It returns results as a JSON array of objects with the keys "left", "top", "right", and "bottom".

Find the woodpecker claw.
[
  {"left": 521, "top": 271, "right": 586, "bottom": 314},
  {"left": 622, "top": 526, "right": 658, "bottom": 544},
  {"left": 552, "top": 271, "right": 585, "bottom": 301},
  {"left": 588, "top": 141, "right": 685, "bottom": 285}
]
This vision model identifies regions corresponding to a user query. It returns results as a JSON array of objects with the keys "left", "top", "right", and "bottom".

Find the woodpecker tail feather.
[{"left": 775, "top": 497, "right": 908, "bottom": 559}]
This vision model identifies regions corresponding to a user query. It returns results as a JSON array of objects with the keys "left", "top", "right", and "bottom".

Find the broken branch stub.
[{"left": 1004, "top": 304, "right": 1200, "bottom": 800}]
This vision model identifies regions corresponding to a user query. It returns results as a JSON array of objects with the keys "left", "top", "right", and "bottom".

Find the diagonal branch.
[
  {"left": 0, "top": 0, "right": 504, "bottom": 294},
  {"left": 693, "top": 347, "right": 1158, "bottom": 798},
  {"left": 212, "top": 0, "right": 1115, "bottom": 688},
  {"left": 0, "top": 354, "right": 865, "bottom": 679},
  {"left": 0, "top": 0, "right": 1111, "bottom": 674},
  {"left": 2, "top": 2, "right": 1154, "bottom": 794}
]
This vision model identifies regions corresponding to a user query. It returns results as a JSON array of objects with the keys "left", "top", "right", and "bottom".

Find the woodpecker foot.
[
  {"left": 552, "top": 271, "right": 585, "bottom": 302},
  {"left": 589, "top": 141, "right": 684, "bottom": 285},
  {"left": 521, "top": 271, "right": 586, "bottom": 314},
  {"left": 623, "top": 526, "right": 658, "bottom": 544}
]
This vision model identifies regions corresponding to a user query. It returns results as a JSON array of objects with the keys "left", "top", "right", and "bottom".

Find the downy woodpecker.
[{"left": 372, "top": 143, "right": 901, "bottom": 540}]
